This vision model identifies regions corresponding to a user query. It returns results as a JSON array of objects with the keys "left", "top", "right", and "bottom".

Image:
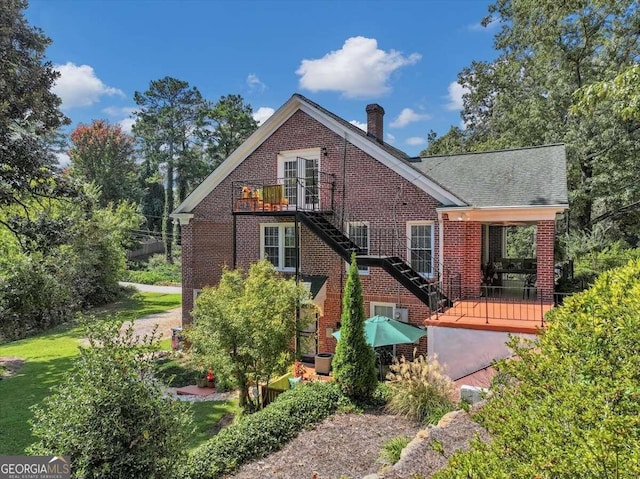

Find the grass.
[
  {"left": 379, "top": 435, "right": 411, "bottom": 465},
  {"left": 0, "top": 291, "right": 181, "bottom": 455},
  {"left": 188, "top": 400, "right": 239, "bottom": 450}
]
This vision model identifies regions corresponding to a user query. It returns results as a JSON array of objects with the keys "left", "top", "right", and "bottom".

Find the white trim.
[
  {"left": 346, "top": 221, "right": 370, "bottom": 275},
  {"left": 437, "top": 205, "right": 568, "bottom": 223},
  {"left": 173, "top": 213, "right": 194, "bottom": 226},
  {"left": 277, "top": 148, "right": 321, "bottom": 210},
  {"left": 172, "top": 94, "right": 464, "bottom": 216},
  {"left": 370, "top": 301, "right": 396, "bottom": 319},
  {"left": 260, "top": 222, "right": 298, "bottom": 272},
  {"left": 406, "top": 221, "right": 435, "bottom": 278}
]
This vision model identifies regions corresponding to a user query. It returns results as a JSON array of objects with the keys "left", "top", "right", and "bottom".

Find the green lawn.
[
  {"left": 0, "top": 292, "right": 184, "bottom": 454},
  {"left": 188, "top": 400, "right": 239, "bottom": 449}
]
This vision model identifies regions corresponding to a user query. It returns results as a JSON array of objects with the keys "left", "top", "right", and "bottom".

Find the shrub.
[
  {"left": 379, "top": 435, "right": 411, "bottom": 465},
  {"left": 433, "top": 259, "right": 640, "bottom": 479},
  {"left": 28, "top": 317, "right": 191, "bottom": 479},
  {"left": 332, "top": 254, "right": 377, "bottom": 401},
  {"left": 125, "top": 253, "right": 182, "bottom": 285},
  {"left": 386, "top": 355, "right": 456, "bottom": 425},
  {"left": 183, "top": 381, "right": 340, "bottom": 479}
]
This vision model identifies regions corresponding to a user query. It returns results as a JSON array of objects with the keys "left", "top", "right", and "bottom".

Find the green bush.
[
  {"left": 379, "top": 435, "right": 411, "bottom": 465},
  {"left": 385, "top": 355, "right": 456, "bottom": 425},
  {"left": 434, "top": 259, "right": 640, "bottom": 479},
  {"left": 0, "top": 255, "right": 74, "bottom": 340},
  {"left": 125, "top": 253, "right": 181, "bottom": 285},
  {"left": 183, "top": 381, "right": 340, "bottom": 479},
  {"left": 29, "top": 317, "right": 191, "bottom": 479}
]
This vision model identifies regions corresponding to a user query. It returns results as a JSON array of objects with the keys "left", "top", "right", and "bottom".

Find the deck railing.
[
  {"left": 232, "top": 172, "right": 336, "bottom": 213},
  {"left": 429, "top": 283, "right": 574, "bottom": 326}
]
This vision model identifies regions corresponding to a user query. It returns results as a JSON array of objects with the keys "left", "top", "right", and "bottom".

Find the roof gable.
[{"left": 172, "top": 94, "right": 465, "bottom": 214}]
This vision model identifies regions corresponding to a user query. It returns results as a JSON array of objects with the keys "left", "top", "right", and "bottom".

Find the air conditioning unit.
[{"left": 394, "top": 308, "right": 409, "bottom": 323}]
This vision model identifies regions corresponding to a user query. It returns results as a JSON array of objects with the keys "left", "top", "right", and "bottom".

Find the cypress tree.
[{"left": 332, "top": 253, "right": 377, "bottom": 400}]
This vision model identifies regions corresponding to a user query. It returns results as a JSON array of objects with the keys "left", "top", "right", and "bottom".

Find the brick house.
[{"left": 172, "top": 94, "right": 568, "bottom": 373}]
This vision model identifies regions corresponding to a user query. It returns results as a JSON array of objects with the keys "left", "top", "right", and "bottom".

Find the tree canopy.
[
  {"left": 0, "top": 0, "right": 72, "bottom": 226},
  {"left": 423, "top": 1, "right": 640, "bottom": 243},
  {"left": 69, "top": 120, "right": 138, "bottom": 206}
]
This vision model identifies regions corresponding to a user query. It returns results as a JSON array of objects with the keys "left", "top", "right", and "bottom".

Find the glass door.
[{"left": 298, "top": 306, "right": 318, "bottom": 362}]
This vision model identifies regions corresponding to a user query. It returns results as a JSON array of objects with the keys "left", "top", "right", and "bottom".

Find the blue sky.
[{"left": 26, "top": 0, "right": 499, "bottom": 160}]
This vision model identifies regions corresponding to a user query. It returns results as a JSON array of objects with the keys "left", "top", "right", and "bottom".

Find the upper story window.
[
  {"left": 347, "top": 221, "right": 369, "bottom": 275},
  {"left": 277, "top": 148, "right": 321, "bottom": 210},
  {"left": 407, "top": 221, "right": 434, "bottom": 278},
  {"left": 260, "top": 223, "right": 298, "bottom": 272}
]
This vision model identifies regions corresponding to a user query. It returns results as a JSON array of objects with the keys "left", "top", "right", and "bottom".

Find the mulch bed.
[{"left": 228, "top": 410, "right": 421, "bottom": 479}]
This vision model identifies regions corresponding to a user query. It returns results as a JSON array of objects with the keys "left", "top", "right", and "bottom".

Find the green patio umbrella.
[{"left": 331, "top": 315, "right": 427, "bottom": 347}]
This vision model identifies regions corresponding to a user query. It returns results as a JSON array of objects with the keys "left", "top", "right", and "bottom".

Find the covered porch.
[{"left": 435, "top": 205, "right": 567, "bottom": 332}]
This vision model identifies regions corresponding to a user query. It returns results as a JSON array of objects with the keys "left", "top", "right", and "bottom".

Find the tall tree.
[
  {"left": 69, "top": 120, "right": 138, "bottom": 206},
  {"left": 0, "top": 0, "right": 70, "bottom": 227},
  {"left": 133, "top": 77, "right": 206, "bottom": 262},
  {"left": 332, "top": 254, "right": 377, "bottom": 401},
  {"left": 202, "top": 94, "right": 258, "bottom": 170},
  {"left": 424, "top": 1, "right": 640, "bottom": 241}
]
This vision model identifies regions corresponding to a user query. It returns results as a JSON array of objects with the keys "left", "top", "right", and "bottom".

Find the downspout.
[
  {"left": 339, "top": 134, "right": 347, "bottom": 309},
  {"left": 438, "top": 211, "right": 444, "bottom": 281}
]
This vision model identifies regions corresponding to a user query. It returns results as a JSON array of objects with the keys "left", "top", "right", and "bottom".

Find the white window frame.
[
  {"left": 370, "top": 301, "right": 396, "bottom": 319},
  {"left": 276, "top": 148, "right": 321, "bottom": 209},
  {"left": 260, "top": 223, "right": 299, "bottom": 272},
  {"left": 346, "top": 221, "right": 370, "bottom": 275},
  {"left": 406, "top": 221, "right": 435, "bottom": 278}
]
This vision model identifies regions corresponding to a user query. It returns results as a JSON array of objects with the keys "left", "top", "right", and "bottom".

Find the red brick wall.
[
  {"left": 181, "top": 109, "right": 449, "bottom": 356},
  {"left": 442, "top": 217, "right": 481, "bottom": 298},
  {"left": 536, "top": 220, "right": 555, "bottom": 302}
]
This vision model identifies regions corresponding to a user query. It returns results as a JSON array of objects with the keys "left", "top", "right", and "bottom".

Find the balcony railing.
[
  {"left": 232, "top": 173, "right": 336, "bottom": 214},
  {"left": 428, "top": 283, "right": 574, "bottom": 327}
]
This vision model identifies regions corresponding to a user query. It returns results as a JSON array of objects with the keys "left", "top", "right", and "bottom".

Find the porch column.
[
  {"left": 536, "top": 220, "right": 555, "bottom": 303},
  {"left": 442, "top": 216, "right": 481, "bottom": 299}
]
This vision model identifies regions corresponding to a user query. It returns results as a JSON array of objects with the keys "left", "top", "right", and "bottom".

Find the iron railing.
[
  {"left": 428, "top": 283, "right": 574, "bottom": 326},
  {"left": 232, "top": 172, "right": 336, "bottom": 214}
]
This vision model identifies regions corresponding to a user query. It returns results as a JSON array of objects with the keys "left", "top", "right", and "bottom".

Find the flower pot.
[{"left": 314, "top": 353, "right": 333, "bottom": 375}]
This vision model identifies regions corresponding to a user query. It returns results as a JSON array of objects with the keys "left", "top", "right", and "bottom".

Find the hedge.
[{"left": 182, "top": 381, "right": 341, "bottom": 479}]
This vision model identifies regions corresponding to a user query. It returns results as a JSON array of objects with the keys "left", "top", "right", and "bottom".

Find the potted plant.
[{"left": 206, "top": 368, "right": 216, "bottom": 388}]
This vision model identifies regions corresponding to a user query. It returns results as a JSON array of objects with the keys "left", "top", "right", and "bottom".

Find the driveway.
[{"left": 119, "top": 282, "right": 182, "bottom": 295}]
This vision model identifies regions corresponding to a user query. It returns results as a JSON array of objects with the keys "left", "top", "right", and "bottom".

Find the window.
[
  {"left": 407, "top": 222, "right": 434, "bottom": 277},
  {"left": 260, "top": 223, "right": 298, "bottom": 272},
  {"left": 370, "top": 302, "right": 395, "bottom": 319},
  {"left": 347, "top": 221, "right": 369, "bottom": 274}
]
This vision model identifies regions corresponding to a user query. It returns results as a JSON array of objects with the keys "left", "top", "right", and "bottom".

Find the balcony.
[{"left": 232, "top": 173, "right": 336, "bottom": 215}]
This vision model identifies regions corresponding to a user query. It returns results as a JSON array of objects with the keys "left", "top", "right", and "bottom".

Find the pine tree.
[{"left": 332, "top": 253, "right": 377, "bottom": 400}]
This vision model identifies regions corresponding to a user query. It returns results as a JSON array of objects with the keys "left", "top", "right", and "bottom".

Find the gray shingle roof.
[{"left": 407, "top": 144, "right": 569, "bottom": 207}]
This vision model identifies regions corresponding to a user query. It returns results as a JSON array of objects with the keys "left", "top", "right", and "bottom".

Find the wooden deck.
[{"left": 425, "top": 299, "right": 553, "bottom": 334}]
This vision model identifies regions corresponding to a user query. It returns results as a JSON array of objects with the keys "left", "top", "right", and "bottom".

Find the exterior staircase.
[{"left": 298, "top": 211, "right": 454, "bottom": 312}]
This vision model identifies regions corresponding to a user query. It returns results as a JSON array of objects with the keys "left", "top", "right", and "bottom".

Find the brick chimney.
[{"left": 366, "top": 104, "right": 385, "bottom": 144}]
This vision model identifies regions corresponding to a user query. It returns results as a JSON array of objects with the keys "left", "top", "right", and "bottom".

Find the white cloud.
[
  {"left": 406, "top": 136, "right": 426, "bottom": 146},
  {"left": 53, "top": 62, "right": 124, "bottom": 109},
  {"left": 386, "top": 133, "right": 396, "bottom": 144},
  {"left": 246, "top": 74, "right": 266, "bottom": 92},
  {"left": 252, "top": 106, "right": 275, "bottom": 125},
  {"left": 349, "top": 120, "right": 367, "bottom": 131},
  {"left": 390, "top": 108, "right": 431, "bottom": 128},
  {"left": 446, "top": 81, "right": 469, "bottom": 111},
  {"left": 103, "top": 106, "right": 136, "bottom": 117},
  {"left": 296, "top": 36, "right": 421, "bottom": 98},
  {"left": 119, "top": 118, "right": 136, "bottom": 135}
]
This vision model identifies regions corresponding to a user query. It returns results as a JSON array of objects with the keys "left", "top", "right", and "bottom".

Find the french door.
[{"left": 282, "top": 157, "right": 319, "bottom": 210}]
